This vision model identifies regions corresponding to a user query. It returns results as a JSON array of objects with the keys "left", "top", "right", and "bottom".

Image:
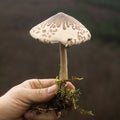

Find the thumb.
[{"left": 24, "top": 84, "right": 58, "bottom": 103}]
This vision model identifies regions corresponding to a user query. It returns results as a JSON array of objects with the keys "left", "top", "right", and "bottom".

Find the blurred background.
[{"left": 0, "top": 0, "right": 120, "bottom": 120}]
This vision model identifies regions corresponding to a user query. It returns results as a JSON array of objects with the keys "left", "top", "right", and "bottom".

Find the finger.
[
  {"left": 24, "top": 111, "right": 58, "bottom": 120},
  {"left": 24, "top": 84, "right": 58, "bottom": 102},
  {"left": 34, "top": 112, "right": 57, "bottom": 120},
  {"left": 22, "top": 79, "right": 56, "bottom": 89},
  {"left": 66, "top": 82, "right": 75, "bottom": 90},
  {"left": 24, "top": 111, "right": 35, "bottom": 120},
  {"left": 56, "top": 112, "right": 61, "bottom": 119}
]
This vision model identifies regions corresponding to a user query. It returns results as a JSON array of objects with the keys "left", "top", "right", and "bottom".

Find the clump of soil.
[{"left": 29, "top": 77, "right": 94, "bottom": 117}]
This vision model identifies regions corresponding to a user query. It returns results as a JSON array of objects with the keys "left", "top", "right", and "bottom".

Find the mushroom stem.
[{"left": 59, "top": 44, "right": 68, "bottom": 80}]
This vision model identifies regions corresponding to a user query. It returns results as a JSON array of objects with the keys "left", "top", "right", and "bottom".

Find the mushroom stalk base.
[{"left": 59, "top": 44, "right": 68, "bottom": 80}]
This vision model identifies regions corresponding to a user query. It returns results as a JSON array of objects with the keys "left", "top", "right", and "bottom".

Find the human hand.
[
  {"left": 0, "top": 79, "right": 75, "bottom": 120},
  {"left": 0, "top": 79, "right": 58, "bottom": 120}
]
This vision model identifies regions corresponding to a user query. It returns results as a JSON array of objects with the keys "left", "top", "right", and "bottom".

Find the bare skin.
[{"left": 0, "top": 79, "right": 75, "bottom": 120}]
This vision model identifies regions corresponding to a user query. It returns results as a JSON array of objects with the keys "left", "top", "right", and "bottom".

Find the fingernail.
[{"left": 48, "top": 84, "right": 57, "bottom": 94}]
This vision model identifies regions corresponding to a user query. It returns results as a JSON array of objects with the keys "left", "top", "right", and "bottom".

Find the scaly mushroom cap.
[{"left": 30, "top": 12, "right": 91, "bottom": 47}]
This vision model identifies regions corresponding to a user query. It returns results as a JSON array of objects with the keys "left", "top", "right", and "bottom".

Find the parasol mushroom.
[{"left": 30, "top": 12, "right": 91, "bottom": 81}]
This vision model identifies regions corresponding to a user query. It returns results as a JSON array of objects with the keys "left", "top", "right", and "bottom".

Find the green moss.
[{"left": 30, "top": 77, "right": 94, "bottom": 117}]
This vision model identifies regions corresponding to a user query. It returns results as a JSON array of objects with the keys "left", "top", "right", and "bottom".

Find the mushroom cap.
[{"left": 30, "top": 12, "right": 91, "bottom": 47}]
